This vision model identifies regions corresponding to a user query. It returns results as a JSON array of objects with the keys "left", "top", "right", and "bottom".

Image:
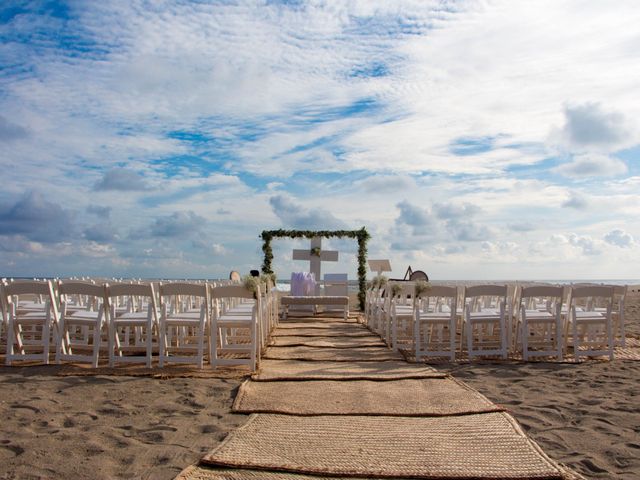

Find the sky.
[{"left": 0, "top": 0, "right": 639, "bottom": 281}]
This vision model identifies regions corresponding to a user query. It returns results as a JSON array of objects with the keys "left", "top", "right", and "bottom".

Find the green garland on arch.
[{"left": 260, "top": 227, "right": 370, "bottom": 311}]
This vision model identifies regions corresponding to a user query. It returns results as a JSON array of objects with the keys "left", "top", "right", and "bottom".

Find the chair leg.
[
  {"left": 55, "top": 318, "right": 65, "bottom": 364},
  {"left": 210, "top": 323, "right": 218, "bottom": 368},
  {"left": 42, "top": 318, "right": 50, "bottom": 365},
  {"left": 108, "top": 323, "right": 115, "bottom": 367},
  {"left": 6, "top": 319, "right": 15, "bottom": 365},
  {"left": 197, "top": 324, "right": 204, "bottom": 369},
  {"left": 158, "top": 320, "right": 165, "bottom": 368},
  {"left": 522, "top": 318, "right": 528, "bottom": 361},
  {"left": 146, "top": 322, "right": 152, "bottom": 368}
]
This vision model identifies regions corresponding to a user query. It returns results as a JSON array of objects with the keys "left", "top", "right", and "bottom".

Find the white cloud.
[
  {"left": 562, "top": 192, "right": 589, "bottom": 209},
  {"left": 555, "top": 103, "right": 632, "bottom": 151},
  {"left": 604, "top": 229, "right": 634, "bottom": 248},
  {"left": 554, "top": 154, "right": 627, "bottom": 178}
]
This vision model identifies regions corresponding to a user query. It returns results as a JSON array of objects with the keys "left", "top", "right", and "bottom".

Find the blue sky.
[{"left": 0, "top": 0, "right": 639, "bottom": 280}]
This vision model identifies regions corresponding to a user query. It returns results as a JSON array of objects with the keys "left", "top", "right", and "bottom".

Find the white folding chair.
[
  {"left": 210, "top": 285, "right": 260, "bottom": 371},
  {"left": 462, "top": 285, "right": 509, "bottom": 359},
  {"left": 389, "top": 282, "right": 416, "bottom": 350},
  {"left": 56, "top": 281, "right": 108, "bottom": 367},
  {"left": 106, "top": 283, "right": 158, "bottom": 368},
  {"left": 414, "top": 285, "right": 458, "bottom": 361},
  {"left": 158, "top": 282, "right": 210, "bottom": 368},
  {"left": 0, "top": 280, "right": 8, "bottom": 354},
  {"left": 4, "top": 280, "right": 60, "bottom": 365},
  {"left": 593, "top": 285, "right": 627, "bottom": 347},
  {"left": 566, "top": 285, "right": 615, "bottom": 361},
  {"left": 517, "top": 285, "right": 564, "bottom": 361}
]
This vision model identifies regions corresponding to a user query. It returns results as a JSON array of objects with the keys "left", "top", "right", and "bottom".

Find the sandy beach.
[{"left": 0, "top": 294, "right": 638, "bottom": 479}]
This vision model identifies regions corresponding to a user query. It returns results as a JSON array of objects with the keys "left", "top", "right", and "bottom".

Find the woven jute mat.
[
  {"left": 233, "top": 377, "right": 502, "bottom": 416},
  {"left": 176, "top": 465, "right": 370, "bottom": 480},
  {"left": 270, "top": 336, "right": 385, "bottom": 348},
  {"left": 178, "top": 465, "right": 584, "bottom": 480},
  {"left": 179, "top": 464, "right": 584, "bottom": 480},
  {"left": 263, "top": 346, "right": 404, "bottom": 362},
  {"left": 276, "top": 321, "right": 363, "bottom": 329},
  {"left": 253, "top": 360, "right": 444, "bottom": 381},
  {"left": 273, "top": 327, "right": 377, "bottom": 337},
  {"left": 201, "top": 412, "right": 564, "bottom": 479}
]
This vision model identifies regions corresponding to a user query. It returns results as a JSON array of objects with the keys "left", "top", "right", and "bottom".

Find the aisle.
[{"left": 177, "top": 315, "right": 582, "bottom": 480}]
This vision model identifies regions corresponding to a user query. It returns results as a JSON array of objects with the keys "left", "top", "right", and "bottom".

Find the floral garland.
[
  {"left": 414, "top": 280, "right": 431, "bottom": 298},
  {"left": 260, "top": 227, "right": 370, "bottom": 310},
  {"left": 391, "top": 283, "right": 403, "bottom": 298}
]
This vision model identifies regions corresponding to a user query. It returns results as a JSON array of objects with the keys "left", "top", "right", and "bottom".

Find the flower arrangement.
[
  {"left": 414, "top": 280, "right": 431, "bottom": 298},
  {"left": 242, "top": 275, "right": 260, "bottom": 298},
  {"left": 391, "top": 283, "right": 403, "bottom": 298},
  {"left": 370, "top": 275, "right": 388, "bottom": 289},
  {"left": 310, "top": 247, "right": 321, "bottom": 257},
  {"left": 261, "top": 272, "right": 277, "bottom": 286}
]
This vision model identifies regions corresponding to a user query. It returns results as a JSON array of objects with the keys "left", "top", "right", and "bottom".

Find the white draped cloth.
[{"left": 291, "top": 272, "right": 316, "bottom": 296}]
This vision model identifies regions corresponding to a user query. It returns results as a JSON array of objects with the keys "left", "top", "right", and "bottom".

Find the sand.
[
  {"left": 0, "top": 371, "right": 247, "bottom": 479},
  {"left": 0, "top": 294, "right": 638, "bottom": 479}
]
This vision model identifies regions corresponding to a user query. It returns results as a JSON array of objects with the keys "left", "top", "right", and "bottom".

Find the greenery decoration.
[
  {"left": 261, "top": 272, "right": 277, "bottom": 286},
  {"left": 260, "top": 227, "right": 370, "bottom": 310},
  {"left": 242, "top": 275, "right": 260, "bottom": 299},
  {"left": 414, "top": 280, "right": 431, "bottom": 298},
  {"left": 391, "top": 283, "right": 403, "bottom": 298}
]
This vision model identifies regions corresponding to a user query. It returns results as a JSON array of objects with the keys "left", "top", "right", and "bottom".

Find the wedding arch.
[{"left": 260, "top": 228, "right": 370, "bottom": 310}]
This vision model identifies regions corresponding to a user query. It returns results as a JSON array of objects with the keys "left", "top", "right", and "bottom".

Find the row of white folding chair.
[
  {"left": 3, "top": 280, "right": 60, "bottom": 365},
  {"left": 4, "top": 280, "right": 159, "bottom": 367},
  {"left": 513, "top": 284, "right": 617, "bottom": 360},
  {"left": 368, "top": 283, "right": 508, "bottom": 360},
  {"left": 210, "top": 284, "right": 260, "bottom": 371}
]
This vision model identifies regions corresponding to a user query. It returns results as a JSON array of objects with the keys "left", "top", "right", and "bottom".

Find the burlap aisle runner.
[
  {"left": 270, "top": 335, "right": 385, "bottom": 348},
  {"left": 252, "top": 359, "right": 445, "bottom": 381},
  {"left": 200, "top": 413, "right": 564, "bottom": 479},
  {"left": 273, "top": 327, "right": 375, "bottom": 337},
  {"left": 263, "top": 345, "right": 404, "bottom": 362},
  {"left": 275, "top": 321, "right": 361, "bottom": 329},
  {"left": 177, "top": 314, "right": 582, "bottom": 480},
  {"left": 233, "top": 377, "right": 503, "bottom": 416}
]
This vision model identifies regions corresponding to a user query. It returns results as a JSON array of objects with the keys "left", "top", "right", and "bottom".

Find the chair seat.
[
  {"left": 521, "top": 310, "right": 554, "bottom": 321},
  {"left": 417, "top": 312, "right": 454, "bottom": 322},
  {"left": 163, "top": 315, "right": 203, "bottom": 326}
]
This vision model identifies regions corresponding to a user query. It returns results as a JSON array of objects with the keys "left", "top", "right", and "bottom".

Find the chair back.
[
  {"left": 464, "top": 284, "right": 508, "bottom": 314},
  {"left": 58, "top": 281, "right": 106, "bottom": 298},
  {"left": 4, "top": 280, "right": 56, "bottom": 297},
  {"left": 570, "top": 286, "right": 614, "bottom": 312},
  {"left": 417, "top": 285, "right": 458, "bottom": 315},
  {"left": 211, "top": 285, "right": 255, "bottom": 300},
  {"left": 160, "top": 282, "right": 208, "bottom": 298}
]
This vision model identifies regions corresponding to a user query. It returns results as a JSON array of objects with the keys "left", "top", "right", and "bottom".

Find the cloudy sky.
[{"left": 1, "top": 0, "right": 639, "bottom": 280}]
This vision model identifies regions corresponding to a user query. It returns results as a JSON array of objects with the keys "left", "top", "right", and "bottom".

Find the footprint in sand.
[
  {"left": 10, "top": 404, "right": 40, "bottom": 414},
  {"left": 200, "top": 424, "right": 221, "bottom": 434},
  {"left": 580, "top": 458, "right": 609, "bottom": 474},
  {"left": 0, "top": 444, "right": 25, "bottom": 457}
]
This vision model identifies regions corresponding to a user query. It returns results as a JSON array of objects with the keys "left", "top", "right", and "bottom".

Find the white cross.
[{"left": 292, "top": 237, "right": 338, "bottom": 295}]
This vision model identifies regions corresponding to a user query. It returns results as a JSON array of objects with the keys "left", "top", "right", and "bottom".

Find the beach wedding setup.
[{"left": 1, "top": 229, "right": 637, "bottom": 480}]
